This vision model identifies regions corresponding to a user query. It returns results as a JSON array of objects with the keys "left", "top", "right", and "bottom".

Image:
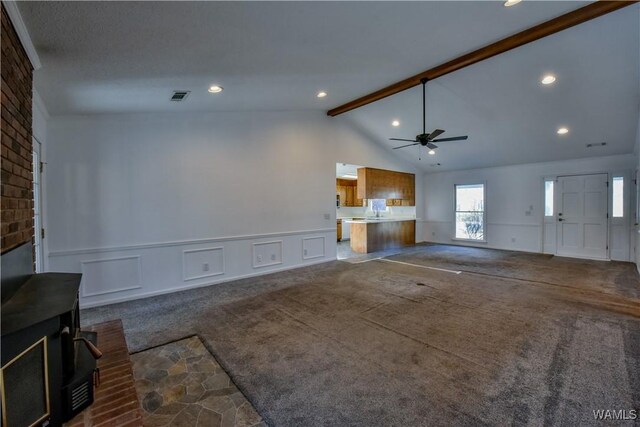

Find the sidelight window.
[
  {"left": 544, "top": 180, "right": 554, "bottom": 217},
  {"left": 455, "top": 183, "right": 485, "bottom": 241},
  {"left": 612, "top": 176, "right": 623, "bottom": 218}
]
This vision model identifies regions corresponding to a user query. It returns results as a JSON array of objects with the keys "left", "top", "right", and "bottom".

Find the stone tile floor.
[{"left": 131, "top": 336, "right": 264, "bottom": 427}]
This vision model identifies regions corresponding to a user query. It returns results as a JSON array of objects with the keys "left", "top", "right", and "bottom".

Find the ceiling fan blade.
[
  {"left": 389, "top": 138, "right": 417, "bottom": 142},
  {"left": 431, "top": 135, "right": 468, "bottom": 142},
  {"left": 426, "top": 142, "right": 438, "bottom": 150},
  {"left": 427, "top": 129, "right": 445, "bottom": 141},
  {"left": 393, "top": 142, "right": 420, "bottom": 149}
]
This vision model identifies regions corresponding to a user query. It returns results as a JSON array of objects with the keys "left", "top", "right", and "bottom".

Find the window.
[
  {"left": 370, "top": 199, "right": 387, "bottom": 213},
  {"left": 612, "top": 176, "right": 623, "bottom": 218},
  {"left": 455, "top": 184, "right": 485, "bottom": 241},
  {"left": 544, "top": 180, "right": 554, "bottom": 217}
]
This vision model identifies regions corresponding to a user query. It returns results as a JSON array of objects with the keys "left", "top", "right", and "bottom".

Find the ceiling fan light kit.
[{"left": 390, "top": 78, "right": 469, "bottom": 157}]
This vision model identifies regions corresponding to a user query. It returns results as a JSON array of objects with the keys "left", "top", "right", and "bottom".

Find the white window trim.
[
  {"left": 452, "top": 181, "right": 487, "bottom": 243},
  {"left": 544, "top": 178, "right": 555, "bottom": 218},
  {"left": 611, "top": 174, "right": 625, "bottom": 219}
]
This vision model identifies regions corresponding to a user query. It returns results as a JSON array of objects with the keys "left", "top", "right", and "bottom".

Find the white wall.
[
  {"left": 45, "top": 110, "right": 423, "bottom": 307},
  {"left": 422, "top": 154, "right": 635, "bottom": 260},
  {"left": 635, "top": 113, "right": 640, "bottom": 271}
]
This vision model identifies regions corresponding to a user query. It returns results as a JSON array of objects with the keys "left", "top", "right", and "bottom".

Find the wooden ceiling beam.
[{"left": 327, "top": 0, "right": 637, "bottom": 117}]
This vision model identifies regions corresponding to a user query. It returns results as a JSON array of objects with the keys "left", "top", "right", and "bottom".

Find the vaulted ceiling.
[{"left": 19, "top": 1, "right": 639, "bottom": 171}]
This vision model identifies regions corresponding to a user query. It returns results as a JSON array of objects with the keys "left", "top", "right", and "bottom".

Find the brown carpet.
[{"left": 83, "top": 244, "right": 640, "bottom": 426}]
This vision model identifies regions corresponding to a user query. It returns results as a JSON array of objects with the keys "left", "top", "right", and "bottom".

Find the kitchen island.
[{"left": 345, "top": 218, "right": 415, "bottom": 253}]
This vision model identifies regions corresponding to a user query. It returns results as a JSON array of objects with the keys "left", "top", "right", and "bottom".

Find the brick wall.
[{"left": 1, "top": 4, "right": 34, "bottom": 255}]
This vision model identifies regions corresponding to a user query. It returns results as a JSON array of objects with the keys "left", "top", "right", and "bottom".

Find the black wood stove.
[{"left": 1, "top": 273, "right": 101, "bottom": 427}]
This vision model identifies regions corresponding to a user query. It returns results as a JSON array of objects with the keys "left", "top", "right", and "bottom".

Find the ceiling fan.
[{"left": 391, "top": 78, "right": 468, "bottom": 152}]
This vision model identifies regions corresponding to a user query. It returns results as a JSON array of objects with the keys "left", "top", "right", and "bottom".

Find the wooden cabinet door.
[
  {"left": 346, "top": 186, "right": 355, "bottom": 206},
  {"left": 357, "top": 168, "right": 415, "bottom": 201},
  {"left": 337, "top": 186, "right": 347, "bottom": 207}
]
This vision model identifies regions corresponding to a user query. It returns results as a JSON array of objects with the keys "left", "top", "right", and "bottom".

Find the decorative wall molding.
[
  {"left": 79, "top": 257, "right": 333, "bottom": 309},
  {"left": 52, "top": 229, "right": 337, "bottom": 308},
  {"left": 423, "top": 220, "right": 542, "bottom": 228},
  {"left": 486, "top": 222, "right": 542, "bottom": 228},
  {"left": 48, "top": 227, "right": 335, "bottom": 257},
  {"left": 80, "top": 255, "right": 142, "bottom": 297},
  {"left": 252, "top": 240, "right": 283, "bottom": 269},
  {"left": 182, "top": 247, "right": 225, "bottom": 281},
  {"left": 2, "top": 1, "right": 41, "bottom": 69},
  {"left": 302, "top": 236, "right": 326, "bottom": 260}
]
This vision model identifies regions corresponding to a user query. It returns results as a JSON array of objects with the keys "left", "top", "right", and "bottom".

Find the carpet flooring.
[{"left": 83, "top": 244, "right": 640, "bottom": 426}]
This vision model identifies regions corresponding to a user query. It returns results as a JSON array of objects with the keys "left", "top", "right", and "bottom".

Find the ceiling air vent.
[
  {"left": 171, "top": 91, "right": 190, "bottom": 102},
  {"left": 586, "top": 142, "right": 607, "bottom": 148}
]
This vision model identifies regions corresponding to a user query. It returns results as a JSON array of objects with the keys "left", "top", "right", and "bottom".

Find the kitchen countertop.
[{"left": 343, "top": 218, "right": 416, "bottom": 224}]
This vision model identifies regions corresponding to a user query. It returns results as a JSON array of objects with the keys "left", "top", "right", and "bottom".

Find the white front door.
[{"left": 556, "top": 173, "right": 608, "bottom": 260}]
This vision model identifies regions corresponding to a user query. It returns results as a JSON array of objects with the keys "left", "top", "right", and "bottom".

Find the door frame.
[{"left": 32, "top": 137, "right": 44, "bottom": 272}]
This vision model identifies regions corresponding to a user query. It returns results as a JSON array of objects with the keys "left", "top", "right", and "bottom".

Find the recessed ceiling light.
[
  {"left": 557, "top": 127, "right": 569, "bottom": 135},
  {"left": 317, "top": 91, "right": 327, "bottom": 98},
  {"left": 541, "top": 75, "right": 556, "bottom": 85},
  {"left": 504, "top": 0, "right": 522, "bottom": 6},
  {"left": 208, "top": 85, "right": 223, "bottom": 93},
  {"left": 428, "top": 150, "right": 436, "bottom": 155},
  {"left": 391, "top": 120, "right": 400, "bottom": 127}
]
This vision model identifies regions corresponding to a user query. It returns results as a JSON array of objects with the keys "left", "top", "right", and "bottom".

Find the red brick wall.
[{"left": 1, "top": 4, "right": 34, "bottom": 255}]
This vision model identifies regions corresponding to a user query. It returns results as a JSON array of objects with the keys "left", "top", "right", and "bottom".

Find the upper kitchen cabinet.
[
  {"left": 337, "top": 178, "right": 363, "bottom": 207},
  {"left": 357, "top": 168, "right": 415, "bottom": 205}
]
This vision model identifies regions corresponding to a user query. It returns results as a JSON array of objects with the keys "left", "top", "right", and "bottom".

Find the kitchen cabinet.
[
  {"left": 337, "top": 220, "right": 342, "bottom": 241},
  {"left": 349, "top": 220, "right": 415, "bottom": 253},
  {"left": 337, "top": 186, "right": 348, "bottom": 207},
  {"left": 357, "top": 168, "right": 415, "bottom": 205},
  {"left": 336, "top": 179, "right": 362, "bottom": 207}
]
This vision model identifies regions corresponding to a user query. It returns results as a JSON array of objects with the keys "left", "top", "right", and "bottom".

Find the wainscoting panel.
[
  {"left": 543, "top": 222, "right": 557, "bottom": 254},
  {"left": 48, "top": 228, "right": 336, "bottom": 308},
  {"left": 252, "top": 241, "right": 283, "bottom": 268},
  {"left": 610, "top": 224, "right": 629, "bottom": 261},
  {"left": 422, "top": 220, "right": 543, "bottom": 253},
  {"left": 183, "top": 247, "right": 224, "bottom": 281},
  {"left": 302, "top": 236, "right": 325, "bottom": 260},
  {"left": 81, "top": 256, "right": 142, "bottom": 297}
]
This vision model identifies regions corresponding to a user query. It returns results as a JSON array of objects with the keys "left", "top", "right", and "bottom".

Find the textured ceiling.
[{"left": 19, "top": 1, "right": 640, "bottom": 171}]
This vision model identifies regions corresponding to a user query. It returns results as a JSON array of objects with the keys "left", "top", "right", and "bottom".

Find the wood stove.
[{"left": 1, "top": 273, "right": 100, "bottom": 426}]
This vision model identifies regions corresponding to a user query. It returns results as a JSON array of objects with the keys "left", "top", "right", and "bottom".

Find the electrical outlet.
[
  {"left": 431, "top": 231, "right": 436, "bottom": 237},
  {"left": 271, "top": 254, "right": 276, "bottom": 261},
  {"left": 257, "top": 255, "right": 263, "bottom": 263},
  {"left": 304, "top": 249, "right": 308, "bottom": 256},
  {"left": 324, "top": 213, "right": 331, "bottom": 220},
  {"left": 202, "top": 263, "right": 210, "bottom": 272},
  {"left": 511, "top": 237, "right": 516, "bottom": 243}
]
